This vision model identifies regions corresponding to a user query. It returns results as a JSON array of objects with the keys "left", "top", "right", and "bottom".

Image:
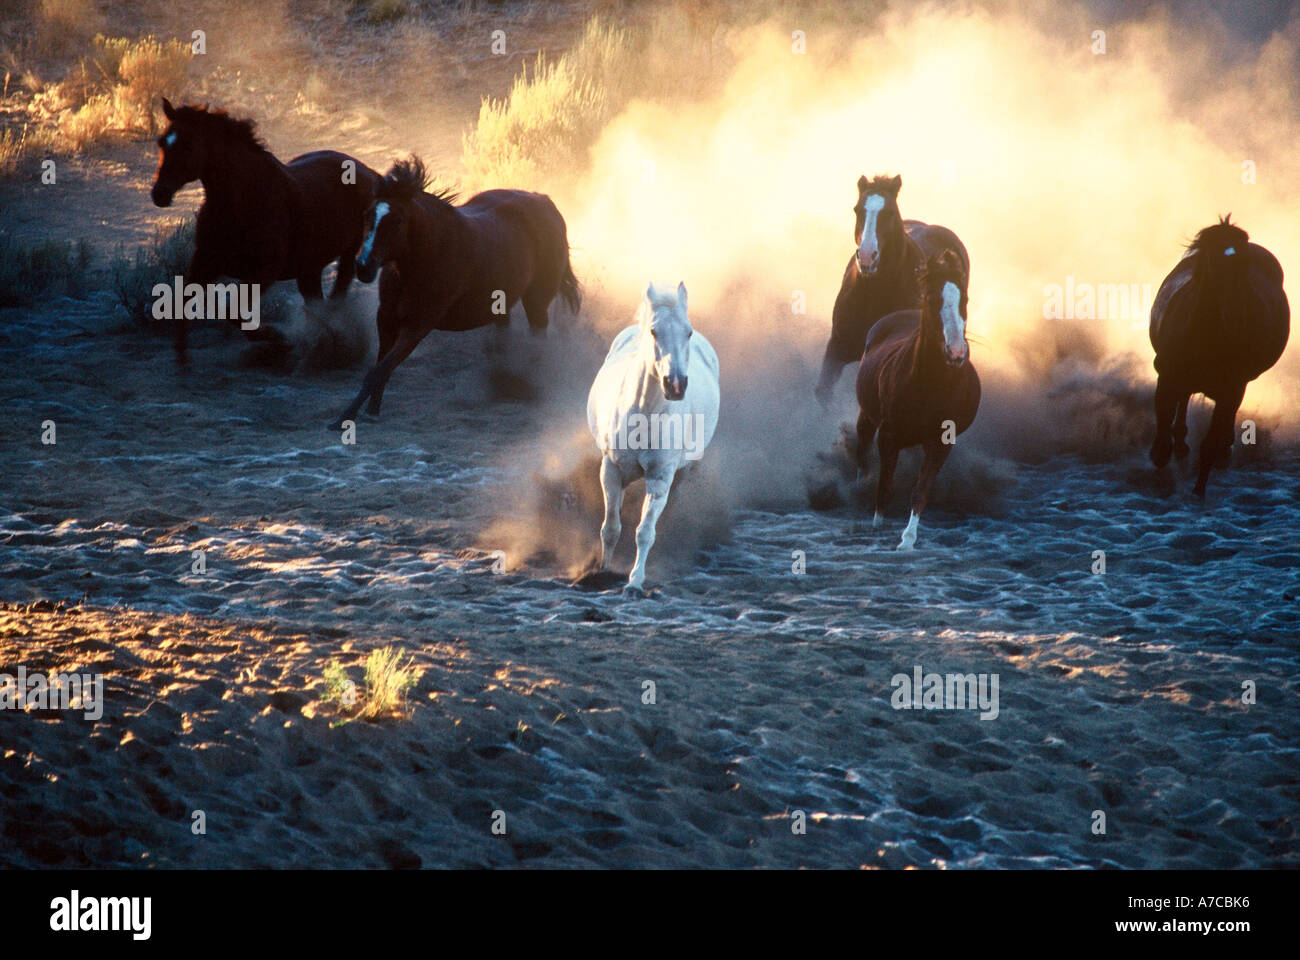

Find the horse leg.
[
  {"left": 815, "top": 350, "right": 846, "bottom": 408},
  {"left": 522, "top": 291, "right": 550, "bottom": 338},
  {"left": 1150, "top": 376, "right": 1178, "bottom": 467},
  {"left": 598, "top": 456, "right": 624, "bottom": 569},
  {"left": 175, "top": 251, "right": 219, "bottom": 364},
  {"left": 367, "top": 276, "right": 402, "bottom": 416},
  {"left": 1172, "top": 394, "right": 1191, "bottom": 460},
  {"left": 899, "top": 442, "right": 951, "bottom": 551},
  {"left": 1194, "top": 383, "right": 1244, "bottom": 497},
  {"left": 627, "top": 473, "right": 672, "bottom": 594},
  {"left": 874, "top": 431, "right": 899, "bottom": 526},
  {"left": 330, "top": 252, "right": 356, "bottom": 299},
  {"left": 296, "top": 272, "right": 324, "bottom": 301},
  {"left": 855, "top": 408, "right": 877, "bottom": 480},
  {"left": 330, "top": 322, "right": 425, "bottom": 430}
]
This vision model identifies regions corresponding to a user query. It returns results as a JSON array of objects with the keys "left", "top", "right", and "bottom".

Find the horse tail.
[{"left": 560, "top": 255, "right": 581, "bottom": 315}]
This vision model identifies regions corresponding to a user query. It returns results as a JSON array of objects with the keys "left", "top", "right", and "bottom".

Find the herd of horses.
[{"left": 147, "top": 100, "right": 1291, "bottom": 590}]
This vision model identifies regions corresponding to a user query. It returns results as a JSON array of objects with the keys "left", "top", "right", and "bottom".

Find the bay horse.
[
  {"left": 587, "top": 282, "right": 720, "bottom": 595},
  {"left": 151, "top": 98, "right": 381, "bottom": 362},
  {"left": 1149, "top": 216, "right": 1289, "bottom": 495},
  {"left": 330, "top": 156, "right": 581, "bottom": 429},
  {"left": 815, "top": 174, "right": 969, "bottom": 406},
  {"left": 855, "top": 249, "right": 980, "bottom": 550}
]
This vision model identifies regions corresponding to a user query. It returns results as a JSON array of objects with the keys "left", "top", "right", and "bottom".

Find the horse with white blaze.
[{"left": 587, "top": 282, "right": 720, "bottom": 594}]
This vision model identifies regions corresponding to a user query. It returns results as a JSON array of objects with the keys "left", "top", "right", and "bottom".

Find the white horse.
[{"left": 587, "top": 282, "right": 720, "bottom": 594}]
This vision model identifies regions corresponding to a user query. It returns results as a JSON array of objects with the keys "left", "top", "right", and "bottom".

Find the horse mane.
[
  {"left": 378, "top": 156, "right": 458, "bottom": 205},
  {"left": 918, "top": 249, "right": 965, "bottom": 291},
  {"left": 858, "top": 174, "right": 902, "bottom": 196},
  {"left": 1188, "top": 214, "right": 1249, "bottom": 255},
  {"left": 170, "top": 103, "right": 265, "bottom": 150}
]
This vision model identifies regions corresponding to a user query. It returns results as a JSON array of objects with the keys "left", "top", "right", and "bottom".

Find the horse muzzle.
[
  {"left": 150, "top": 181, "right": 176, "bottom": 207},
  {"left": 356, "top": 259, "right": 378, "bottom": 284},
  {"left": 944, "top": 347, "right": 969, "bottom": 367},
  {"left": 856, "top": 251, "right": 880, "bottom": 276},
  {"left": 663, "top": 375, "right": 688, "bottom": 401}
]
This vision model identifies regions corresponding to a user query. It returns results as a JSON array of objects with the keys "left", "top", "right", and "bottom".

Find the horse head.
[
  {"left": 357, "top": 156, "right": 434, "bottom": 283},
  {"left": 919, "top": 249, "right": 970, "bottom": 367},
  {"left": 853, "top": 173, "right": 904, "bottom": 277},
  {"left": 1188, "top": 216, "right": 1251, "bottom": 312},
  {"left": 151, "top": 99, "right": 260, "bottom": 207},
  {"left": 151, "top": 98, "right": 205, "bottom": 206},
  {"left": 640, "top": 281, "right": 693, "bottom": 400}
]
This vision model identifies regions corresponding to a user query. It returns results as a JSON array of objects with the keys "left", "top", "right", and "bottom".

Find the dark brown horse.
[
  {"left": 151, "top": 98, "right": 380, "bottom": 362},
  {"left": 855, "top": 249, "right": 980, "bottom": 550},
  {"left": 816, "top": 174, "right": 969, "bottom": 406},
  {"left": 330, "top": 157, "right": 580, "bottom": 429},
  {"left": 1149, "top": 216, "right": 1289, "bottom": 495}
]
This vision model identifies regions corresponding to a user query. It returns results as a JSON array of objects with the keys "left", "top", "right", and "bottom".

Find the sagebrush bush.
[
  {"left": 108, "top": 219, "right": 194, "bottom": 323},
  {"left": 54, "top": 34, "right": 191, "bottom": 149},
  {"left": 0, "top": 232, "right": 92, "bottom": 306}
]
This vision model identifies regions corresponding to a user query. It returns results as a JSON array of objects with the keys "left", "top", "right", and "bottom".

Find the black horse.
[
  {"left": 330, "top": 157, "right": 580, "bottom": 429},
  {"left": 1149, "top": 216, "right": 1289, "bottom": 495},
  {"left": 815, "top": 174, "right": 969, "bottom": 405},
  {"left": 151, "top": 99, "right": 380, "bottom": 362}
]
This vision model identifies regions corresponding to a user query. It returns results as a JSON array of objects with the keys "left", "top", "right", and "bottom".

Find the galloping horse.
[
  {"left": 1149, "top": 216, "right": 1289, "bottom": 495},
  {"left": 815, "top": 174, "right": 969, "bottom": 406},
  {"left": 587, "top": 283, "right": 720, "bottom": 595},
  {"left": 151, "top": 99, "right": 380, "bottom": 362},
  {"left": 855, "top": 250, "right": 980, "bottom": 550},
  {"left": 330, "top": 156, "right": 580, "bottom": 429}
]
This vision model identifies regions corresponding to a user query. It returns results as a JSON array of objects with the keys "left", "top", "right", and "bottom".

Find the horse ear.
[
  {"left": 857, "top": 175, "right": 869, "bottom": 193},
  {"left": 888, "top": 175, "right": 902, "bottom": 194},
  {"left": 162, "top": 97, "right": 176, "bottom": 120},
  {"left": 646, "top": 282, "right": 656, "bottom": 301},
  {"left": 677, "top": 282, "right": 687, "bottom": 309}
]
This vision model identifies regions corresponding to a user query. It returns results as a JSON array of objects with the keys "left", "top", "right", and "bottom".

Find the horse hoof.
[
  {"left": 1173, "top": 443, "right": 1190, "bottom": 461},
  {"left": 896, "top": 541, "right": 915, "bottom": 552},
  {"left": 872, "top": 512, "right": 883, "bottom": 527},
  {"left": 622, "top": 584, "right": 646, "bottom": 599}
]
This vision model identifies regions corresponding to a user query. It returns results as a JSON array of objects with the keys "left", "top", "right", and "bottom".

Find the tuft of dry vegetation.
[
  {"left": 0, "top": 231, "right": 92, "bottom": 306},
  {"left": 107, "top": 219, "right": 195, "bottom": 324},
  {"left": 460, "top": 12, "right": 724, "bottom": 190},
  {"left": 0, "top": 17, "right": 194, "bottom": 177},
  {"left": 321, "top": 646, "right": 424, "bottom": 724}
]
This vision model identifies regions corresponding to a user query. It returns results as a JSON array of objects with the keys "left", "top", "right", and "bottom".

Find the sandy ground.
[
  {"left": 1, "top": 284, "right": 1297, "bottom": 868},
  {"left": 1, "top": 0, "right": 1297, "bottom": 870}
]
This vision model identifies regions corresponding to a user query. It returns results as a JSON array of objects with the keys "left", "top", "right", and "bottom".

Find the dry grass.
[
  {"left": 107, "top": 219, "right": 195, "bottom": 324},
  {"left": 322, "top": 646, "right": 423, "bottom": 724},
  {"left": 459, "top": 12, "right": 724, "bottom": 190},
  {"left": 0, "top": 232, "right": 92, "bottom": 306},
  {"left": 55, "top": 34, "right": 192, "bottom": 146}
]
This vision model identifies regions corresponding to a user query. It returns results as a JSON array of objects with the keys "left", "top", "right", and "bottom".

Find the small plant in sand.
[
  {"left": 321, "top": 647, "right": 423, "bottom": 725},
  {"left": 108, "top": 219, "right": 195, "bottom": 323},
  {"left": 0, "top": 233, "right": 92, "bottom": 306}
]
